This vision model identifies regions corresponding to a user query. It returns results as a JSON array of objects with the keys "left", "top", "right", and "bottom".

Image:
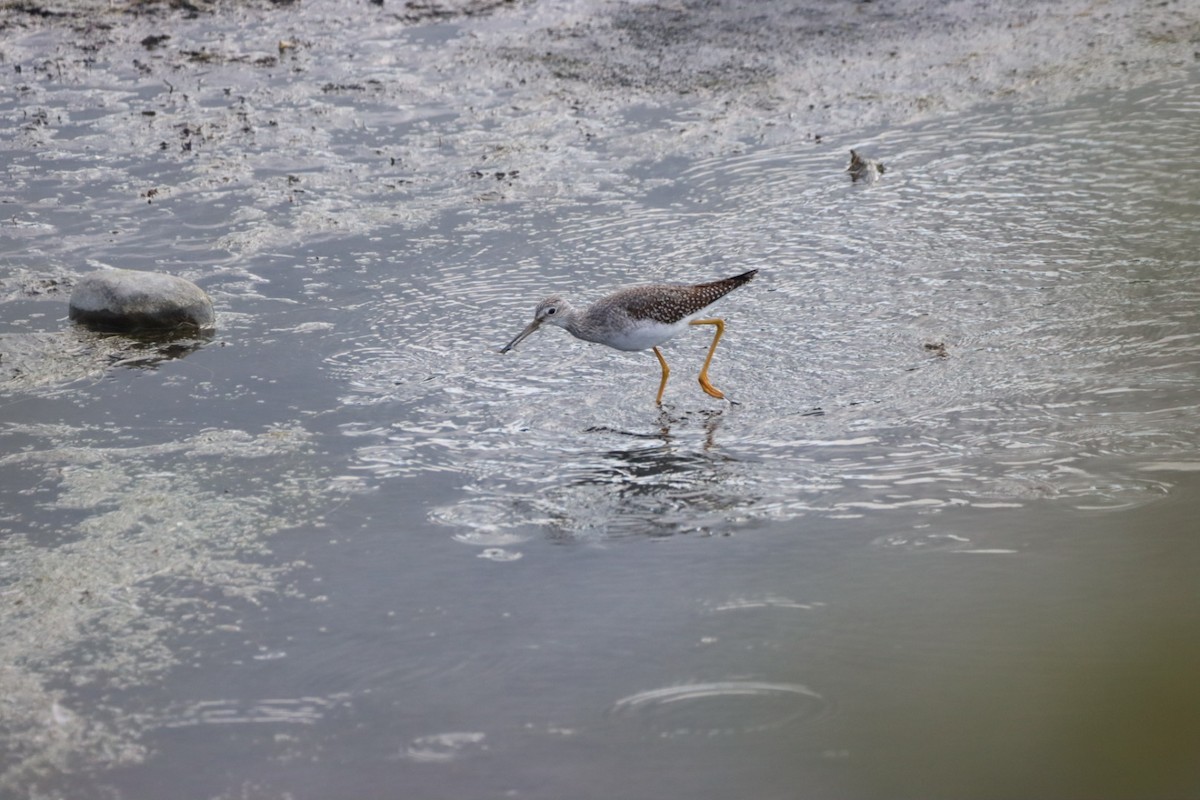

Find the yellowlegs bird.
[{"left": 500, "top": 269, "right": 757, "bottom": 404}]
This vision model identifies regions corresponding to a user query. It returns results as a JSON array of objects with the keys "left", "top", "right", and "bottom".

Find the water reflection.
[
  {"left": 430, "top": 416, "right": 750, "bottom": 544},
  {"left": 0, "top": 327, "right": 214, "bottom": 394},
  {"left": 96, "top": 330, "right": 214, "bottom": 370},
  {"left": 541, "top": 434, "right": 741, "bottom": 540}
]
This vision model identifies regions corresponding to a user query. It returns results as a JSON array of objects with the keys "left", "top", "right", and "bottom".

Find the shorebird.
[{"left": 500, "top": 269, "right": 757, "bottom": 404}]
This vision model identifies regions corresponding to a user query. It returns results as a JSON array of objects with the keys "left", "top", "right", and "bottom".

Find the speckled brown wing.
[{"left": 616, "top": 269, "right": 758, "bottom": 324}]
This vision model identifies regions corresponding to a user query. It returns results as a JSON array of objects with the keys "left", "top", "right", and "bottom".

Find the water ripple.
[
  {"left": 163, "top": 695, "right": 351, "bottom": 728},
  {"left": 324, "top": 73, "right": 1200, "bottom": 545},
  {"left": 609, "top": 681, "right": 828, "bottom": 738}
]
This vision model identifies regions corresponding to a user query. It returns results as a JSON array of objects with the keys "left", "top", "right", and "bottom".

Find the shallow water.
[{"left": 3, "top": 3, "right": 1200, "bottom": 798}]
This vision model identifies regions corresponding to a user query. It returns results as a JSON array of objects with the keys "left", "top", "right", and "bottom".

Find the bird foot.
[{"left": 698, "top": 376, "right": 725, "bottom": 400}]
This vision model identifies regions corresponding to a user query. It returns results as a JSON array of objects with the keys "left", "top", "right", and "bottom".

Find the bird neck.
[{"left": 558, "top": 306, "right": 606, "bottom": 344}]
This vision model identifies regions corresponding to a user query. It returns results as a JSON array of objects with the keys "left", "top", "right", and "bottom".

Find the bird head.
[{"left": 500, "top": 296, "right": 571, "bottom": 353}]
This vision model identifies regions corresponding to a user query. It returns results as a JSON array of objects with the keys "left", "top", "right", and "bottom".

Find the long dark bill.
[{"left": 500, "top": 319, "right": 541, "bottom": 353}]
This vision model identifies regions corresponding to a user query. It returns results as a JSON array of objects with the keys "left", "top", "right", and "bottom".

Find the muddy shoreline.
[{"left": 4, "top": 0, "right": 1199, "bottom": 147}]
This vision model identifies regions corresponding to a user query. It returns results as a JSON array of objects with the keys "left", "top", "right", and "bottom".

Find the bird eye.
[{"left": 546, "top": 307, "right": 556, "bottom": 315}]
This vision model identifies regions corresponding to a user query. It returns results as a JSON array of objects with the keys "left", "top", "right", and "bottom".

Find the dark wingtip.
[{"left": 734, "top": 269, "right": 759, "bottom": 283}]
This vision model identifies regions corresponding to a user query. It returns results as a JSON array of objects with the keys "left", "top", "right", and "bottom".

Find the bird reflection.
[
  {"left": 585, "top": 404, "right": 725, "bottom": 451},
  {"left": 540, "top": 410, "right": 741, "bottom": 539}
]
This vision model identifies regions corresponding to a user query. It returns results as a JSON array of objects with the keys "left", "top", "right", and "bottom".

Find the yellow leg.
[
  {"left": 688, "top": 318, "right": 726, "bottom": 399},
  {"left": 653, "top": 346, "right": 670, "bottom": 405}
]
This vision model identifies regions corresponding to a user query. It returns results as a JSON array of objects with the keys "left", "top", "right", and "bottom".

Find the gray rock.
[{"left": 69, "top": 269, "right": 215, "bottom": 333}]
